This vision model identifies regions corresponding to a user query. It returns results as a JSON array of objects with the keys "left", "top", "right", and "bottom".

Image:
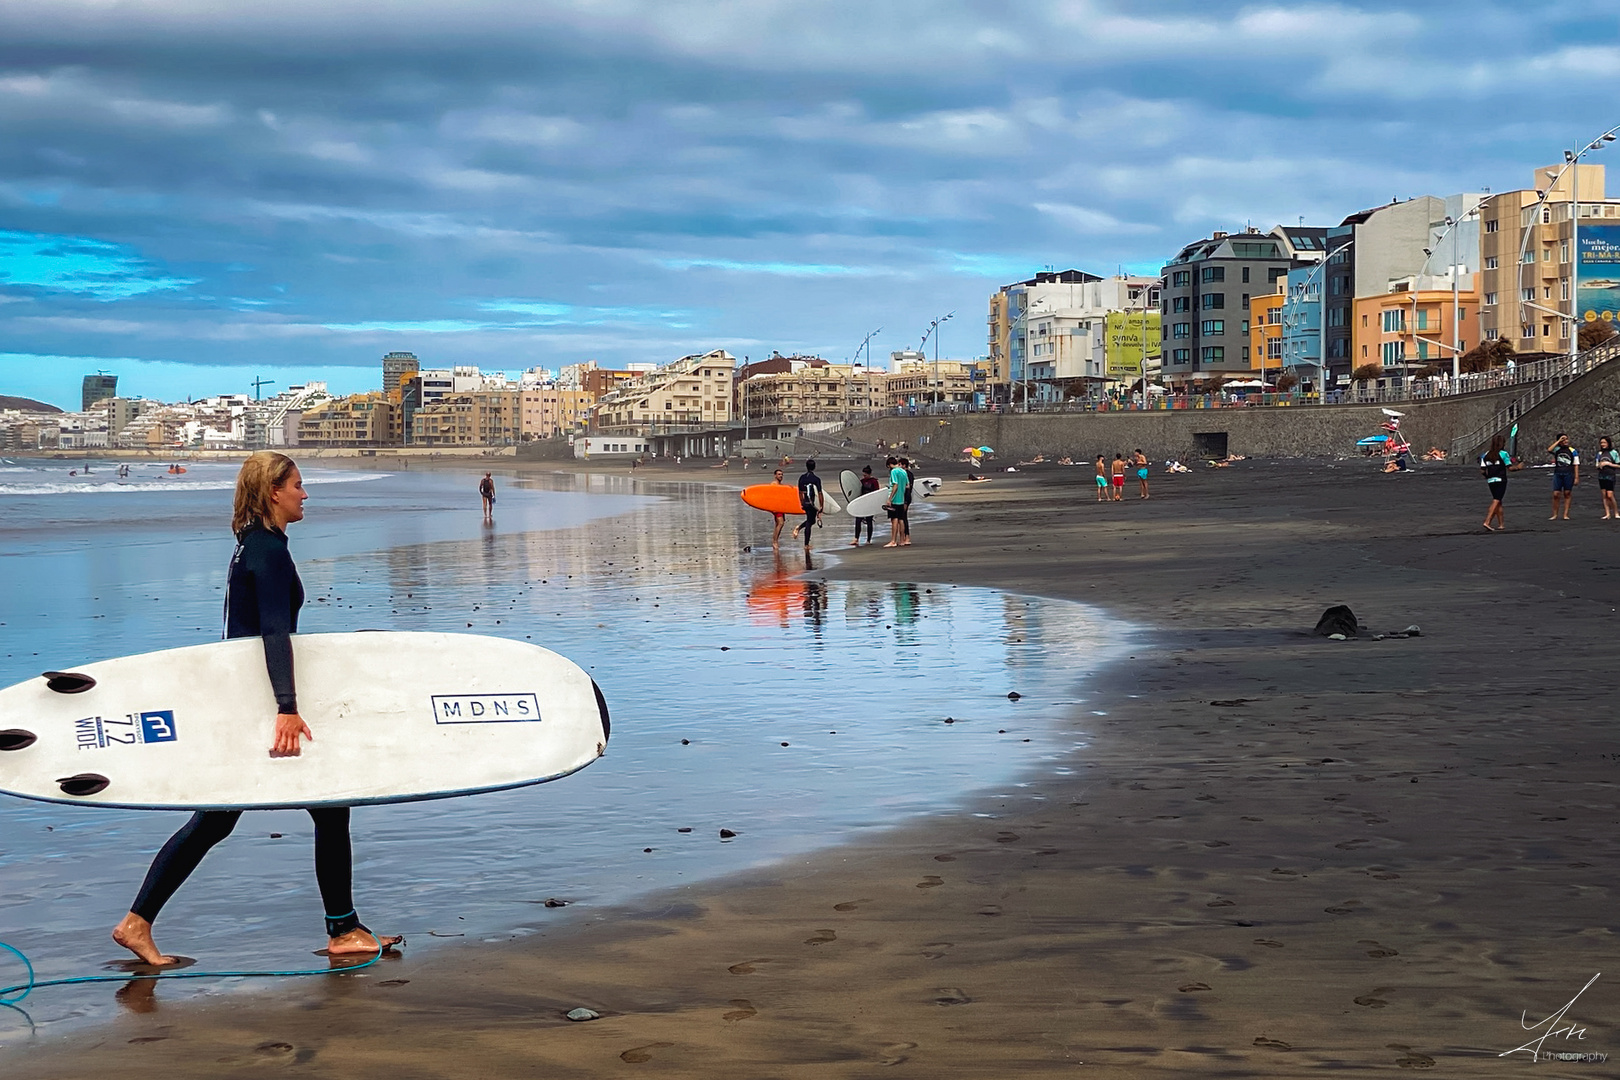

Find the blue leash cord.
[{"left": 0, "top": 936, "right": 385, "bottom": 1007}]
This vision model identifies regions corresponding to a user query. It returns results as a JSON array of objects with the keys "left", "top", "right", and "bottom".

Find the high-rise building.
[
  {"left": 1158, "top": 226, "right": 1327, "bottom": 387},
  {"left": 381, "top": 351, "right": 420, "bottom": 395},
  {"left": 81, "top": 374, "right": 118, "bottom": 411}
]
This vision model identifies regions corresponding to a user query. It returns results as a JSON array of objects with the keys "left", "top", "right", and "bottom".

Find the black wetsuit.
[{"left": 131, "top": 522, "right": 361, "bottom": 939}]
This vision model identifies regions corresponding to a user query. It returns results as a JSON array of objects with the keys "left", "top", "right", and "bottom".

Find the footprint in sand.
[
  {"left": 1203, "top": 840, "right": 1230, "bottom": 848},
  {"left": 1370, "top": 871, "right": 1401, "bottom": 880},
  {"left": 128, "top": 1036, "right": 169, "bottom": 1044},
  {"left": 1388, "top": 1044, "right": 1434, "bottom": 1069},
  {"left": 1195, "top": 794, "right": 1218, "bottom": 802},
  {"left": 620, "top": 1043, "right": 674, "bottom": 1063},
  {"left": 1252, "top": 939, "right": 1284, "bottom": 949},
  {"left": 977, "top": 905, "right": 1003, "bottom": 917},
  {"left": 1354, "top": 995, "right": 1389, "bottom": 1008},
  {"left": 728, "top": 959, "right": 770, "bottom": 975},
  {"left": 1360, "top": 940, "right": 1399, "bottom": 958},
  {"left": 878, "top": 1041, "right": 918, "bottom": 1066},
  {"left": 933, "top": 988, "right": 972, "bottom": 1005},
  {"left": 804, "top": 929, "right": 837, "bottom": 945},
  {"left": 1253, "top": 1036, "right": 1292, "bottom": 1050},
  {"left": 917, "top": 875, "right": 944, "bottom": 889},
  {"left": 921, "top": 942, "right": 953, "bottom": 960},
  {"left": 723, "top": 999, "right": 757, "bottom": 1021},
  {"left": 1178, "top": 982, "right": 1211, "bottom": 992},
  {"left": 995, "top": 831, "right": 1020, "bottom": 843},
  {"left": 1334, "top": 838, "right": 1371, "bottom": 850},
  {"left": 833, "top": 899, "right": 872, "bottom": 912},
  {"left": 1206, "top": 898, "right": 1236, "bottom": 907}
]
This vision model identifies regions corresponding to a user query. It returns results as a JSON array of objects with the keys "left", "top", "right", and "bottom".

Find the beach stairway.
[{"left": 1449, "top": 338, "right": 1620, "bottom": 459}]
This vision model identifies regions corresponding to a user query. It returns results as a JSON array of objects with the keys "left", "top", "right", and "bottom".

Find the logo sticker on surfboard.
[
  {"left": 431, "top": 693, "right": 542, "bottom": 724},
  {"left": 76, "top": 710, "right": 178, "bottom": 750}
]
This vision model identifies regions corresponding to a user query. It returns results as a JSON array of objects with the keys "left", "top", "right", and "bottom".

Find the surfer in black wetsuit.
[{"left": 111, "top": 451, "right": 401, "bottom": 967}]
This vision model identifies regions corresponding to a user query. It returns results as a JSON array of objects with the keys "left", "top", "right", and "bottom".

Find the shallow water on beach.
[{"left": 0, "top": 460, "right": 1131, "bottom": 1036}]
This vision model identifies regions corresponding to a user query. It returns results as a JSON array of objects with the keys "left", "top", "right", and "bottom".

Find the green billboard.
[{"left": 1105, "top": 311, "right": 1162, "bottom": 379}]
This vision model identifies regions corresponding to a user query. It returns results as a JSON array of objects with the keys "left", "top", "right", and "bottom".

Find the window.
[
  {"left": 1382, "top": 310, "right": 1404, "bottom": 333},
  {"left": 1201, "top": 266, "right": 1225, "bottom": 283},
  {"left": 1543, "top": 324, "right": 1551, "bottom": 337},
  {"left": 1484, "top": 292, "right": 1497, "bottom": 306},
  {"left": 1171, "top": 348, "right": 1190, "bottom": 363},
  {"left": 1485, "top": 256, "right": 1499, "bottom": 270},
  {"left": 1241, "top": 292, "right": 1250, "bottom": 309},
  {"left": 1172, "top": 322, "right": 1191, "bottom": 338},
  {"left": 1201, "top": 320, "right": 1225, "bottom": 335},
  {"left": 1241, "top": 319, "right": 1250, "bottom": 333},
  {"left": 1172, "top": 296, "right": 1191, "bottom": 312},
  {"left": 1267, "top": 340, "right": 1284, "bottom": 359},
  {"left": 1560, "top": 240, "right": 1570, "bottom": 263},
  {"left": 1242, "top": 346, "right": 1250, "bottom": 361},
  {"left": 1268, "top": 266, "right": 1287, "bottom": 282},
  {"left": 1200, "top": 346, "right": 1225, "bottom": 362},
  {"left": 1241, "top": 266, "right": 1251, "bottom": 283},
  {"left": 1326, "top": 307, "right": 1347, "bottom": 328},
  {"left": 1543, "top": 247, "right": 1553, "bottom": 262},
  {"left": 1542, "top": 207, "right": 1552, "bottom": 224},
  {"left": 1381, "top": 341, "right": 1405, "bottom": 365},
  {"left": 1486, "top": 328, "right": 1499, "bottom": 340},
  {"left": 1485, "top": 219, "right": 1499, "bottom": 233},
  {"left": 1202, "top": 293, "right": 1225, "bottom": 310},
  {"left": 1231, "top": 242, "right": 1278, "bottom": 257},
  {"left": 1172, "top": 270, "right": 1191, "bottom": 287}
]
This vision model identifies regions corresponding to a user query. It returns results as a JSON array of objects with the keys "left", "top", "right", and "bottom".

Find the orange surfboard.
[{"left": 741, "top": 484, "right": 804, "bottom": 515}]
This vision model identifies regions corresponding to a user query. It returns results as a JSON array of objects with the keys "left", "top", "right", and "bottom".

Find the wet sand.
[{"left": 13, "top": 458, "right": 1620, "bottom": 1075}]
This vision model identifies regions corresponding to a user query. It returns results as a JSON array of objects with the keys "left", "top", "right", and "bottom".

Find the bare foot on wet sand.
[
  {"left": 112, "top": 913, "right": 179, "bottom": 967},
  {"left": 327, "top": 928, "right": 404, "bottom": 956}
]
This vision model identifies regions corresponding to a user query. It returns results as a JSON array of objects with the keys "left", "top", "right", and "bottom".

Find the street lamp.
[
  {"left": 1414, "top": 194, "right": 1490, "bottom": 383},
  {"left": 919, "top": 311, "right": 954, "bottom": 408},
  {"left": 1279, "top": 238, "right": 1350, "bottom": 403}
]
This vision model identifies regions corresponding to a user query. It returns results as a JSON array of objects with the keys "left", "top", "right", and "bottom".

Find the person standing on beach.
[
  {"left": 1548, "top": 434, "right": 1579, "bottom": 520},
  {"left": 111, "top": 451, "right": 401, "bottom": 967},
  {"left": 1133, "top": 449, "right": 1150, "bottom": 499},
  {"left": 770, "top": 467, "right": 788, "bottom": 549},
  {"left": 1596, "top": 436, "right": 1619, "bottom": 520},
  {"left": 900, "top": 456, "right": 917, "bottom": 544},
  {"left": 478, "top": 472, "right": 495, "bottom": 520},
  {"left": 851, "top": 465, "right": 879, "bottom": 546},
  {"left": 792, "top": 459, "right": 824, "bottom": 548},
  {"left": 884, "top": 456, "right": 911, "bottom": 547},
  {"left": 1111, "top": 454, "right": 1126, "bottom": 501},
  {"left": 1094, "top": 454, "right": 1108, "bottom": 502},
  {"left": 1480, "top": 433, "right": 1516, "bottom": 531}
]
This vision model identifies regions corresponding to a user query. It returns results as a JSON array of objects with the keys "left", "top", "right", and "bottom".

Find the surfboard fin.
[
  {"left": 42, "top": 671, "right": 96, "bottom": 694},
  {"left": 56, "top": 773, "right": 110, "bottom": 797},
  {"left": 0, "top": 729, "right": 36, "bottom": 751},
  {"left": 592, "top": 680, "right": 611, "bottom": 743}
]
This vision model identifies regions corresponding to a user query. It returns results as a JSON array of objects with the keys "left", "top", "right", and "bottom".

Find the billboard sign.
[
  {"left": 1577, "top": 225, "right": 1620, "bottom": 326},
  {"left": 1105, "top": 311, "right": 1162, "bottom": 379}
]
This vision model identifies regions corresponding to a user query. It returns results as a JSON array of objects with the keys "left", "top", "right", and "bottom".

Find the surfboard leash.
[{"left": 0, "top": 934, "right": 387, "bottom": 1008}]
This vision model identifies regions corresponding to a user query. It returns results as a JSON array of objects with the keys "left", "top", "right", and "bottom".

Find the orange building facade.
[{"left": 1351, "top": 274, "right": 1481, "bottom": 375}]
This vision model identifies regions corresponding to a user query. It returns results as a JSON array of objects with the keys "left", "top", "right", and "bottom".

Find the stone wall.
[
  {"left": 844, "top": 386, "right": 1527, "bottom": 464},
  {"left": 1511, "top": 358, "right": 1620, "bottom": 458}
]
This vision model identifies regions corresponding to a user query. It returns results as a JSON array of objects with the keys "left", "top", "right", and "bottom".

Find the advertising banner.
[
  {"left": 1105, "top": 311, "right": 1161, "bottom": 379},
  {"left": 1577, "top": 225, "right": 1620, "bottom": 326}
]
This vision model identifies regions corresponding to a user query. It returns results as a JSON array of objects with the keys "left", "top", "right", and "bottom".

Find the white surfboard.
[
  {"left": 845, "top": 484, "right": 894, "bottom": 518},
  {"left": 838, "top": 469, "right": 862, "bottom": 505},
  {"left": 915, "top": 477, "right": 943, "bottom": 497},
  {"left": 0, "top": 632, "right": 609, "bottom": 811}
]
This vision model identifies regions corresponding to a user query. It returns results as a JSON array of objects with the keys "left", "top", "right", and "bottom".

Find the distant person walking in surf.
[
  {"left": 1480, "top": 433, "right": 1517, "bottom": 531},
  {"left": 1548, "top": 434, "right": 1579, "bottom": 520},
  {"left": 851, "top": 465, "right": 879, "bottom": 546},
  {"left": 1134, "top": 448, "right": 1150, "bottom": 499},
  {"left": 479, "top": 472, "right": 495, "bottom": 520},
  {"left": 1094, "top": 454, "right": 1108, "bottom": 502},
  {"left": 884, "top": 456, "right": 911, "bottom": 547},
  {"left": 792, "top": 459, "right": 824, "bottom": 548},
  {"left": 1596, "top": 436, "right": 1619, "bottom": 520},
  {"left": 111, "top": 451, "right": 401, "bottom": 968}
]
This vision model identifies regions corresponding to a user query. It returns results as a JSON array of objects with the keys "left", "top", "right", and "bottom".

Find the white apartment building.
[
  {"left": 989, "top": 271, "right": 1161, "bottom": 394},
  {"left": 592, "top": 350, "right": 736, "bottom": 435}
]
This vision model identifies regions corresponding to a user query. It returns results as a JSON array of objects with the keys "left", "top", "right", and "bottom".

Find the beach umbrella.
[
  {"left": 1356, "top": 436, "right": 1390, "bottom": 447},
  {"left": 977, "top": 446, "right": 995, "bottom": 453},
  {"left": 962, "top": 447, "right": 978, "bottom": 454}
]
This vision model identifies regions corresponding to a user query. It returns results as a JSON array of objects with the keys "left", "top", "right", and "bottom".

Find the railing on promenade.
[{"left": 1448, "top": 340, "right": 1620, "bottom": 458}]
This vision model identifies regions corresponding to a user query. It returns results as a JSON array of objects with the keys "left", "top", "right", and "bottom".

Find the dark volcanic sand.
[{"left": 12, "top": 458, "right": 1620, "bottom": 1076}]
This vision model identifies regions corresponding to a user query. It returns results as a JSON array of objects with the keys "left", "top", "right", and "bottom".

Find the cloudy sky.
[{"left": 1, "top": 0, "right": 1616, "bottom": 407}]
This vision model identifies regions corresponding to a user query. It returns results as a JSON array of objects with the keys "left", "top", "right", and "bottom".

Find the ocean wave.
[{"left": 0, "top": 472, "right": 387, "bottom": 496}]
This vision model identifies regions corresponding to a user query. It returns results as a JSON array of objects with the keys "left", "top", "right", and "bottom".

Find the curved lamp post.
[{"left": 1414, "top": 194, "right": 1492, "bottom": 382}]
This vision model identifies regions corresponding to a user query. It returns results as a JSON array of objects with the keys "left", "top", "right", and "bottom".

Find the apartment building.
[
  {"left": 297, "top": 393, "right": 395, "bottom": 447},
  {"left": 519, "top": 386, "right": 595, "bottom": 439},
  {"left": 1158, "top": 226, "right": 1327, "bottom": 386},
  {"left": 1480, "top": 165, "right": 1620, "bottom": 353},
  {"left": 1352, "top": 273, "right": 1481, "bottom": 376},
  {"left": 987, "top": 271, "right": 1159, "bottom": 398},
  {"left": 381, "top": 351, "right": 419, "bottom": 395},
  {"left": 411, "top": 389, "right": 521, "bottom": 446},
  {"left": 885, "top": 355, "right": 978, "bottom": 408},
  {"left": 739, "top": 357, "right": 886, "bottom": 423},
  {"left": 592, "top": 350, "right": 735, "bottom": 435}
]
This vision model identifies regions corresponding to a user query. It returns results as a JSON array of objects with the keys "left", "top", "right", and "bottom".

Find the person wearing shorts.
[
  {"left": 1547, "top": 434, "right": 1579, "bottom": 520},
  {"left": 1111, "top": 454, "right": 1126, "bottom": 501},
  {"left": 769, "top": 468, "right": 788, "bottom": 548},
  {"left": 1133, "top": 449, "right": 1150, "bottom": 499},
  {"left": 1480, "top": 433, "right": 1514, "bottom": 531},
  {"left": 1596, "top": 435, "right": 1618, "bottom": 520},
  {"left": 884, "top": 456, "right": 910, "bottom": 547},
  {"left": 1094, "top": 454, "right": 1108, "bottom": 502}
]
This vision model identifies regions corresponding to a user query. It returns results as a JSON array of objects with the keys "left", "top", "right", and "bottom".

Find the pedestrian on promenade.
[
  {"left": 112, "top": 452, "right": 401, "bottom": 967},
  {"left": 1134, "top": 448, "right": 1150, "bottom": 499},
  {"left": 1598, "top": 436, "right": 1619, "bottom": 520},
  {"left": 851, "top": 465, "right": 879, "bottom": 546},
  {"left": 792, "top": 459, "right": 824, "bottom": 549},
  {"left": 1094, "top": 454, "right": 1108, "bottom": 502},
  {"left": 1548, "top": 433, "right": 1580, "bottom": 520},
  {"left": 1111, "top": 453, "right": 1126, "bottom": 501},
  {"left": 1480, "top": 433, "right": 1517, "bottom": 531},
  {"left": 884, "top": 456, "right": 911, "bottom": 548},
  {"left": 770, "top": 467, "right": 788, "bottom": 549},
  {"left": 478, "top": 472, "right": 495, "bottom": 519}
]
